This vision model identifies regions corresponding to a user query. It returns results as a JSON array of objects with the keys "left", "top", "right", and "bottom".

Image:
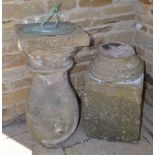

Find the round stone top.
[
  {"left": 88, "top": 42, "right": 143, "bottom": 82},
  {"left": 99, "top": 42, "right": 135, "bottom": 58}
]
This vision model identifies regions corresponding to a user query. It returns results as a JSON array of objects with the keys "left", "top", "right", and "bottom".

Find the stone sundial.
[
  {"left": 14, "top": 1, "right": 90, "bottom": 148},
  {"left": 21, "top": 1, "right": 75, "bottom": 36}
]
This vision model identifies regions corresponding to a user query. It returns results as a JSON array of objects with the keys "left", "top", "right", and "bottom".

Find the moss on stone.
[{"left": 82, "top": 83, "right": 142, "bottom": 142}]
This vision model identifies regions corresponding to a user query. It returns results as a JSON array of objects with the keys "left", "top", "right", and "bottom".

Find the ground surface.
[{"left": 2, "top": 103, "right": 152, "bottom": 155}]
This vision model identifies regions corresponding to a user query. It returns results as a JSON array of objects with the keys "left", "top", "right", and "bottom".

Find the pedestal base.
[{"left": 27, "top": 71, "right": 79, "bottom": 148}]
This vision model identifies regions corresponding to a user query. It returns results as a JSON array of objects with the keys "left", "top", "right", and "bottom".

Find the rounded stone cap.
[
  {"left": 88, "top": 42, "right": 144, "bottom": 83},
  {"left": 99, "top": 42, "right": 135, "bottom": 58}
]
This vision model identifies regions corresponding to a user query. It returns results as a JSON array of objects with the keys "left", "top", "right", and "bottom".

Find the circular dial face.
[{"left": 21, "top": 22, "right": 75, "bottom": 36}]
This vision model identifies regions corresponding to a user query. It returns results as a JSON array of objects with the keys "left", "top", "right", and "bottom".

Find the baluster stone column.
[{"left": 15, "top": 23, "right": 89, "bottom": 148}]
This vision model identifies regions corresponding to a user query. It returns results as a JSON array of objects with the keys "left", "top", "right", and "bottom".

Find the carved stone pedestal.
[
  {"left": 15, "top": 23, "right": 89, "bottom": 148},
  {"left": 82, "top": 43, "right": 144, "bottom": 142}
]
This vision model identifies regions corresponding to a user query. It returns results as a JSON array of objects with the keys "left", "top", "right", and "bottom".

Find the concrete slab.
[
  {"left": 2, "top": 102, "right": 152, "bottom": 155},
  {"left": 32, "top": 144, "right": 65, "bottom": 155},
  {"left": 2, "top": 123, "right": 27, "bottom": 140},
  {"left": 63, "top": 122, "right": 89, "bottom": 148},
  {"left": 65, "top": 138, "right": 153, "bottom": 155}
]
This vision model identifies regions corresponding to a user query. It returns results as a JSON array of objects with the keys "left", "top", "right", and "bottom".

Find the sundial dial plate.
[{"left": 21, "top": 22, "right": 75, "bottom": 36}]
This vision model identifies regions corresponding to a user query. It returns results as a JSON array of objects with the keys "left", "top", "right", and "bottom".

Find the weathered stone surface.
[
  {"left": 82, "top": 43, "right": 144, "bottom": 141},
  {"left": 15, "top": 23, "right": 90, "bottom": 50},
  {"left": 26, "top": 73, "right": 80, "bottom": 148},
  {"left": 71, "top": 62, "right": 88, "bottom": 74},
  {"left": 145, "top": 51, "right": 153, "bottom": 67},
  {"left": 15, "top": 22, "right": 90, "bottom": 148},
  {"left": 141, "top": 102, "right": 153, "bottom": 146},
  {"left": 74, "top": 47, "right": 96, "bottom": 63},
  {"left": 63, "top": 121, "right": 89, "bottom": 148},
  {"left": 82, "top": 83, "right": 143, "bottom": 141},
  {"left": 144, "top": 82, "right": 153, "bottom": 105},
  {"left": 15, "top": 23, "right": 90, "bottom": 72},
  {"left": 2, "top": 0, "right": 153, "bottom": 127},
  {"left": 79, "top": 0, "right": 112, "bottom": 7},
  {"left": 143, "top": 101, "right": 153, "bottom": 122},
  {"left": 70, "top": 71, "right": 86, "bottom": 93}
]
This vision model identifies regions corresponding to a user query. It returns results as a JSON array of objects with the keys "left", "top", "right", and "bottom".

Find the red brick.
[
  {"left": 3, "top": 1, "right": 45, "bottom": 19},
  {"left": 69, "top": 10, "right": 100, "bottom": 20},
  {"left": 72, "top": 19, "right": 92, "bottom": 28},
  {"left": 2, "top": 19, "right": 20, "bottom": 31},
  {"left": 79, "top": 0, "right": 112, "bottom": 7},
  {"left": 104, "top": 5, "right": 134, "bottom": 15},
  {"left": 93, "top": 13, "right": 135, "bottom": 26},
  {"left": 16, "top": 103, "right": 26, "bottom": 114},
  {"left": 2, "top": 31, "right": 18, "bottom": 53},
  {"left": 2, "top": 88, "right": 30, "bottom": 106},
  {"left": 140, "top": 0, "right": 152, "bottom": 5},
  {"left": 2, "top": 105, "right": 16, "bottom": 123},
  {"left": 146, "top": 63, "right": 153, "bottom": 75},
  {"left": 3, "top": 53, "right": 28, "bottom": 69},
  {"left": 47, "top": 0, "right": 76, "bottom": 10},
  {"left": 2, "top": 83, "right": 10, "bottom": 92},
  {"left": 11, "top": 78, "right": 32, "bottom": 89}
]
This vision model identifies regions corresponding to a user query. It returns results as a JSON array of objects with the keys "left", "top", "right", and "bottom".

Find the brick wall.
[{"left": 2, "top": 0, "right": 152, "bottom": 125}]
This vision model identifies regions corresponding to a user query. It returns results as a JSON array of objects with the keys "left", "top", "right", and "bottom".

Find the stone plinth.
[
  {"left": 14, "top": 23, "right": 90, "bottom": 148},
  {"left": 82, "top": 43, "right": 144, "bottom": 142}
]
